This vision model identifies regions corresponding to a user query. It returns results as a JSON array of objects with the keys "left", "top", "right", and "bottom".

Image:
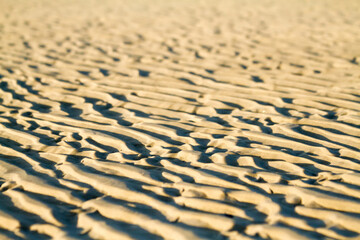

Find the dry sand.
[{"left": 0, "top": 0, "right": 360, "bottom": 239}]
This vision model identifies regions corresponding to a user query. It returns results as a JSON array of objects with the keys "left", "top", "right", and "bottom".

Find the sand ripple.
[{"left": 0, "top": 0, "right": 360, "bottom": 239}]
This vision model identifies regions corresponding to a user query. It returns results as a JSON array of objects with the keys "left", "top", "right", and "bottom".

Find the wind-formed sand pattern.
[{"left": 0, "top": 0, "right": 360, "bottom": 239}]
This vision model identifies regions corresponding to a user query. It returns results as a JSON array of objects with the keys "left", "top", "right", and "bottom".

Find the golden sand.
[{"left": 0, "top": 0, "right": 360, "bottom": 239}]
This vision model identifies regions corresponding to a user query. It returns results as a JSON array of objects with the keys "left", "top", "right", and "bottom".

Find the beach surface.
[{"left": 0, "top": 0, "right": 360, "bottom": 239}]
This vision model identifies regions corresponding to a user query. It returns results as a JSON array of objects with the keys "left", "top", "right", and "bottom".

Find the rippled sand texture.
[{"left": 0, "top": 0, "right": 360, "bottom": 239}]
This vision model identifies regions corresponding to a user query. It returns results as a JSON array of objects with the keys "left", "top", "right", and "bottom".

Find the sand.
[{"left": 0, "top": 0, "right": 360, "bottom": 239}]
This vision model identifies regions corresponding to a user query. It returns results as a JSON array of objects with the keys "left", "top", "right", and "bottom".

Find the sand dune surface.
[{"left": 0, "top": 0, "right": 360, "bottom": 239}]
